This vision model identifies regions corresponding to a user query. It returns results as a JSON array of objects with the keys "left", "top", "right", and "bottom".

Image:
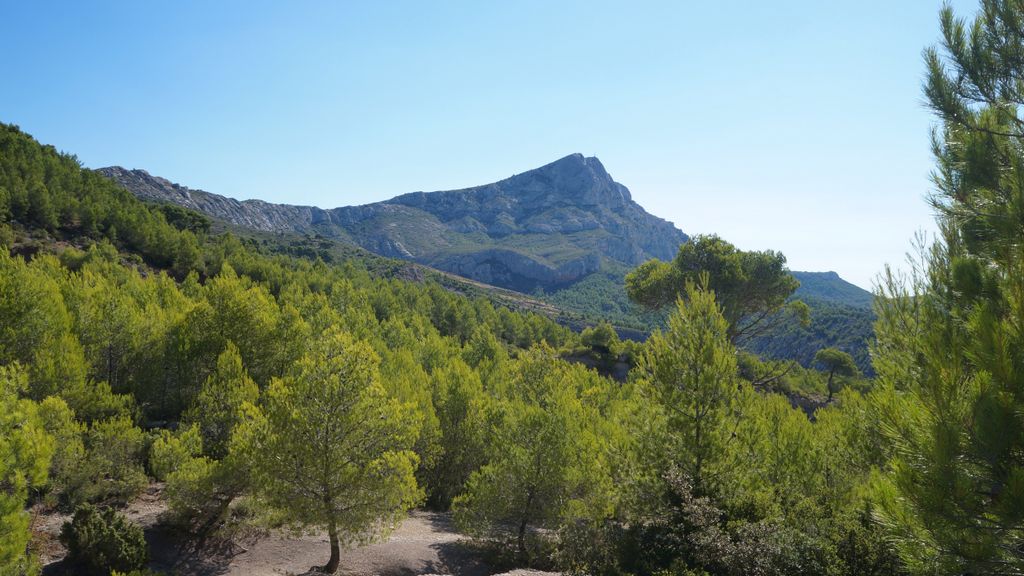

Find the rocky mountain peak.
[
  {"left": 542, "top": 153, "right": 616, "bottom": 186},
  {"left": 498, "top": 153, "right": 631, "bottom": 207},
  {"left": 99, "top": 154, "right": 687, "bottom": 292},
  {"left": 534, "top": 152, "right": 612, "bottom": 183}
]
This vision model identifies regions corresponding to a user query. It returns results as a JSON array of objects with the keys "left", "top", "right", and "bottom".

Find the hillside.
[
  {"left": 745, "top": 272, "right": 875, "bottom": 374},
  {"left": 791, "top": 271, "right": 873, "bottom": 308},
  {"left": 100, "top": 154, "right": 687, "bottom": 293},
  {"left": 745, "top": 297, "right": 875, "bottom": 373},
  {"left": 0, "top": 120, "right": 900, "bottom": 576}
]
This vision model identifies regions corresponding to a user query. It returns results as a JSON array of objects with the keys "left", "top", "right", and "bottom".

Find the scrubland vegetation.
[{"left": 5, "top": 1, "right": 1024, "bottom": 574}]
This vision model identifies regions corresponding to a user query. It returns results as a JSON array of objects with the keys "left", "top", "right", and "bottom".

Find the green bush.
[
  {"left": 148, "top": 424, "right": 202, "bottom": 481},
  {"left": 60, "top": 416, "right": 147, "bottom": 506},
  {"left": 59, "top": 504, "right": 148, "bottom": 575}
]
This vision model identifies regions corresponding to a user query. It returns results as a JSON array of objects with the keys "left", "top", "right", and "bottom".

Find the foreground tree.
[
  {"left": 625, "top": 235, "right": 804, "bottom": 344},
  {"left": 622, "top": 284, "right": 851, "bottom": 576},
  {"left": 873, "top": 1, "right": 1024, "bottom": 572},
  {"left": 813, "top": 347, "right": 858, "bottom": 402},
  {"left": 637, "top": 279, "right": 744, "bottom": 495},
  {"left": 248, "top": 328, "right": 422, "bottom": 574},
  {"left": 0, "top": 365, "right": 54, "bottom": 574},
  {"left": 452, "top": 348, "right": 614, "bottom": 564}
]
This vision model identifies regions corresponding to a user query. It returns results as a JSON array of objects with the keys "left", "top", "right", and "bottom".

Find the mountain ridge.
[{"left": 99, "top": 154, "right": 688, "bottom": 292}]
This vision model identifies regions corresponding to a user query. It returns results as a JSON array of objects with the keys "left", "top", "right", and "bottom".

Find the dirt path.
[
  {"left": 155, "top": 511, "right": 496, "bottom": 576},
  {"left": 39, "top": 486, "right": 556, "bottom": 576}
]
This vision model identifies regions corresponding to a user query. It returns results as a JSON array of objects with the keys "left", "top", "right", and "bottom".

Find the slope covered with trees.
[
  {"left": 743, "top": 271, "right": 876, "bottom": 374},
  {"left": 0, "top": 122, "right": 893, "bottom": 575},
  {"left": 7, "top": 0, "right": 1024, "bottom": 569},
  {"left": 744, "top": 294, "right": 875, "bottom": 374},
  {"left": 791, "top": 271, "right": 873, "bottom": 308}
]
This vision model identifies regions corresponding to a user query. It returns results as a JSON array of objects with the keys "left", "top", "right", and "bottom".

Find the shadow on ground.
[{"left": 46, "top": 510, "right": 535, "bottom": 576}]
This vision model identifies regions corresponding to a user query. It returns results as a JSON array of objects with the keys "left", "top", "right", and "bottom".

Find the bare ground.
[{"left": 37, "top": 485, "right": 556, "bottom": 576}]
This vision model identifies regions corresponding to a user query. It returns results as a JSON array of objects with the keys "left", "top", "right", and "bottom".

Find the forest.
[{"left": 4, "top": 1, "right": 1024, "bottom": 575}]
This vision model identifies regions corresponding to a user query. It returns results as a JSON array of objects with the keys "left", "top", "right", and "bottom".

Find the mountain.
[
  {"left": 791, "top": 271, "right": 873, "bottom": 309},
  {"left": 99, "top": 154, "right": 686, "bottom": 293}
]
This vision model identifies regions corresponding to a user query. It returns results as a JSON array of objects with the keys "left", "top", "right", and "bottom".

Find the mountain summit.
[
  {"left": 99, "top": 154, "right": 687, "bottom": 292},
  {"left": 388, "top": 153, "right": 633, "bottom": 216}
]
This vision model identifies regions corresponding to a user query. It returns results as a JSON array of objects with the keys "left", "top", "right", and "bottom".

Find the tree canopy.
[
  {"left": 248, "top": 328, "right": 423, "bottom": 573},
  {"left": 813, "top": 347, "right": 858, "bottom": 402},
  {"left": 625, "top": 235, "right": 805, "bottom": 344}
]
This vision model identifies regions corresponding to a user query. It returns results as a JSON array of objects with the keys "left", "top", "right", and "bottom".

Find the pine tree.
[
  {"left": 424, "top": 358, "right": 490, "bottom": 509},
  {"left": 453, "top": 347, "right": 614, "bottom": 563},
  {"left": 0, "top": 364, "right": 54, "bottom": 574},
  {"left": 183, "top": 341, "right": 257, "bottom": 459},
  {"left": 626, "top": 235, "right": 805, "bottom": 343},
  {"left": 248, "top": 327, "right": 422, "bottom": 574},
  {"left": 813, "top": 348, "right": 858, "bottom": 402},
  {"left": 637, "top": 279, "right": 743, "bottom": 494},
  {"left": 872, "top": 2, "right": 1024, "bottom": 571}
]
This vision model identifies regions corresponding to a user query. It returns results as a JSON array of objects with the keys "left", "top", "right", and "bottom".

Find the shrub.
[
  {"left": 61, "top": 416, "right": 147, "bottom": 506},
  {"left": 36, "top": 396, "right": 86, "bottom": 506},
  {"left": 59, "top": 504, "right": 148, "bottom": 575},
  {"left": 164, "top": 456, "right": 218, "bottom": 523},
  {"left": 148, "top": 424, "right": 202, "bottom": 481}
]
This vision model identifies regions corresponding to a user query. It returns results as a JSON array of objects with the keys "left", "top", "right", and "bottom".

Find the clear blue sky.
[{"left": 1, "top": 0, "right": 979, "bottom": 289}]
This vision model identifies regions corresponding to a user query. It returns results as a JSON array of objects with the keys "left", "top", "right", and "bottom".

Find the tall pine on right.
[{"left": 873, "top": 1, "right": 1024, "bottom": 572}]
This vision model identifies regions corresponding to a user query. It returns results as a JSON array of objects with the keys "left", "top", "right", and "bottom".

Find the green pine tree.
[
  {"left": 182, "top": 341, "right": 258, "bottom": 459},
  {"left": 872, "top": 2, "right": 1024, "bottom": 571},
  {"left": 637, "top": 279, "right": 743, "bottom": 495},
  {"left": 0, "top": 365, "right": 54, "bottom": 574},
  {"left": 247, "top": 327, "right": 422, "bottom": 574}
]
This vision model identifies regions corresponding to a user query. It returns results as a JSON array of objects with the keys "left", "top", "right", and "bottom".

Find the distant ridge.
[
  {"left": 791, "top": 271, "right": 873, "bottom": 309},
  {"left": 100, "top": 154, "right": 688, "bottom": 292}
]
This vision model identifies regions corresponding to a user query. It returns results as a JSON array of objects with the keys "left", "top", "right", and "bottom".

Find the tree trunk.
[
  {"left": 694, "top": 415, "right": 704, "bottom": 494},
  {"left": 323, "top": 523, "right": 340, "bottom": 573},
  {"left": 517, "top": 517, "right": 529, "bottom": 564},
  {"left": 827, "top": 370, "right": 835, "bottom": 403}
]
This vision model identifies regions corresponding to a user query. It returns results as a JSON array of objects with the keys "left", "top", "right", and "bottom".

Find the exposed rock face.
[
  {"left": 98, "top": 154, "right": 687, "bottom": 291},
  {"left": 384, "top": 154, "right": 685, "bottom": 263},
  {"left": 98, "top": 166, "right": 338, "bottom": 234}
]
